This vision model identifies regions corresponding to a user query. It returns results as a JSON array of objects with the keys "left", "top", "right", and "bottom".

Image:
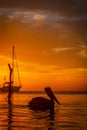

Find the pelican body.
[
  {"left": 29, "top": 97, "right": 54, "bottom": 111},
  {"left": 28, "top": 87, "right": 60, "bottom": 111}
]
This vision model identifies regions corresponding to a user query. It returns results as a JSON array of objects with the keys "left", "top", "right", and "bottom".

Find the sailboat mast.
[{"left": 12, "top": 46, "right": 14, "bottom": 85}]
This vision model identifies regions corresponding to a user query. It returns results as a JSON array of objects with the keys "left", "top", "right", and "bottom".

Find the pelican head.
[{"left": 44, "top": 87, "right": 61, "bottom": 105}]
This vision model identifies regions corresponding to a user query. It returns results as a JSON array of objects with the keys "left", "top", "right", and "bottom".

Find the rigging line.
[{"left": 14, "top": 50, "right": 21, "bottom": 87}]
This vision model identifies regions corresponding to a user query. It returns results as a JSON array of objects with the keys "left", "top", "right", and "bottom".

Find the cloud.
[
  {"left": 0, "top": 8, "right": 59, "bottom": 26},
  {"left": 0, "top": 54, "right": 57, "bottom": 73},
  {"left": 0, "top": 55, "right": 11, "bottom": 61},
  {"left": 52, "top": 43, "right": 87, "bottom": 59},
  {"left": 33, "top": 14, "right": 47, "bottom": 21},
  {"left": 0, "top": 0, "right": 87, "bottom": 18},
  {"left": 0, "top": 8, "right": 87, "bottom": 27},
  {"left": 0, "top": 6, "right": 87, "bottom": 41},
  {"left": 0, "top": 8, "right": 65, "bottom": 23},
  {"left": 0, "top": 5, "right": 86, "bottom": 41},
  {"left": 78, "top": 41, "right": 87, "bottom": 48},
  {"left": 76, "top": 42, "right": 87, "bottom": 58},
  {"left": 1, "top": 53, "right": 86, "bottom": 76},
  {"left": 78, "top": 49, "right": 87, "bottom": 58},
  {"left": 52, "top": 47, "right": 75, "bottom": 52},
  {"left": 57, "top": 67, "right": 87, "bottom": 76}
]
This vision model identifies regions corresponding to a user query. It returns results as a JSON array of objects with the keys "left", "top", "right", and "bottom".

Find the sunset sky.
[{"left": 0, "top": 0, "right": 87, "bottom": 91}]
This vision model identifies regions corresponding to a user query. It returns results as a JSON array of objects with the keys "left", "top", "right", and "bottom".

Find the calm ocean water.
[{"left": 0, "top": 92, "right": 87, "bottom": 130}]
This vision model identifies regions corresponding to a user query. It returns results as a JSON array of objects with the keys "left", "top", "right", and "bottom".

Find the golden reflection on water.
[{"left": 0, "top": 92, "right": 87, "bottom": 130}]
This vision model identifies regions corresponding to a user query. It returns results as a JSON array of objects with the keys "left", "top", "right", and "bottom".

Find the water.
[{"left": 0, "top": 92, "right": 87, "bottom": 130}]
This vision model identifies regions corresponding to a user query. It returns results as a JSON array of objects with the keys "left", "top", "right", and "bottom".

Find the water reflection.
[
  {"left": 48, "top": 110, "right": 55, "bottom": 130},
  {"left": 7, "top": 104, "right": 13, "bottom": 130},
  {"left": 30, "top": 109, "right": 56, "bottom": 129},
  {"left": 0, "top": 93, "right": 86, "bottom": 130}
]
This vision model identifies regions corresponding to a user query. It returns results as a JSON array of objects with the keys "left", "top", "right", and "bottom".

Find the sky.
[{"left": 0, "top": 0, "right": 87, "bottom": 91}]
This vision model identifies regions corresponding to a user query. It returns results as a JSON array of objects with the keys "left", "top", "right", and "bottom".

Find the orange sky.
[{"left": 0, "top": 2, "right": 87, "bottom": 91}]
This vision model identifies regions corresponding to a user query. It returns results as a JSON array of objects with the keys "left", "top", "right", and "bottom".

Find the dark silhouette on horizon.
[
  {"left": 7, "top": 63, "right": 13, "bottom": 130},
  {"left": 0, "top": 46, "right": 21, "bottom": 93},
  {"left": 28, "top": 87, "right": 60, "bottom": 111}
]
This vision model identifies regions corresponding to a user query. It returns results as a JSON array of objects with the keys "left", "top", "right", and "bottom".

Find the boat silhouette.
[{"left": 0, "top": 46, "right": 21, "bottom": 92}]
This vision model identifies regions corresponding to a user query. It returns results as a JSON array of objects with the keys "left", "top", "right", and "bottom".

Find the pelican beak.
[{"left": 44, "top": 87, "right": 61, "bottom": 105}]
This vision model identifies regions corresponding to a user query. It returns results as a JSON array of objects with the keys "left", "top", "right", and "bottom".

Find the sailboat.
[{"left": 0, "top": 46, "right": 21, "bottom": 92}]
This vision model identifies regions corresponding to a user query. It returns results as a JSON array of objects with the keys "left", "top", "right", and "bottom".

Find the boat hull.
[{"left": 0, "top": 86, "right": 21, "bottom": 92}]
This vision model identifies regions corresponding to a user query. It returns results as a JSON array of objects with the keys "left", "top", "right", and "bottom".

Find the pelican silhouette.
[{"left": 28, "top": 87, "right": 60, "bottom": 111}]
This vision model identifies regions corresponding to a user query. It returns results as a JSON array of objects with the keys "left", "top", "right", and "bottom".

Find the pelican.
[{"left": 28, "top": 87, "right": 60, "bottom": 111}]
